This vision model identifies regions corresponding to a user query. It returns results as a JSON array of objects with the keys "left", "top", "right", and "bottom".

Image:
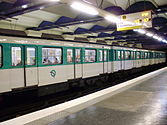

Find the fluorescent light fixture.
[
  {"left": 82, "top": 0, "right": 93, "bottom": 4},
  {"left": 162, "top": 39, "right": 167, "bottom": 43},
  {"left": 124, "top": 21, "right": 134, "bottom": 25},
  {"left": 136, "top": 29, "right": 146, "bottom": 34},
  {"left": 40, "top": 6, "right": 45, "bottom": 9},
  {"left": 153, "top": 35, "right": 159, "bottom": 39},
  {"left": 158, "top": 37, "right": 163, "bottom": 41},
  {"left": 105, "top": 15, "right": 120, "bottom": 23},
  {"left": 162, "top": 39, "right": 166, "bottom": 43},
  {"left": 157, "top": 9, "right": 161, "bottom": 12},
  {"left": 71, "top": 2, "right": 99, "bottom": 15},
  {"left": 22, "top": 4, "right": 28, "bottom": 8},
  {"left": 133, "top": 29, "right": 138, "bottom": 32},
  {"left": 146, "top": 32, "right": 153, "bottom": 37}
]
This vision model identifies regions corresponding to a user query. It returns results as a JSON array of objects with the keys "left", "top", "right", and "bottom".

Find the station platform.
[
  {"left": 48, "top": 69, "right": 167, "bottom": 125},
  {"left": 1, "top": 67, "right": 167, "bottom": 125}
]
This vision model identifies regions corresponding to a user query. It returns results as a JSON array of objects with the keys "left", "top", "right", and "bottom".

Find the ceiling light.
[
  {"left": 146, "top": 32, "right": 153, "bottom": 37},
  {"left": 50, "top": 0, "right": 60, "bottom": 1},
  {"left": 71, "top": 2, "right": 99, "bottom": 15},
  {"left": 105, "top": 15, "right": 120, "bottom": 23},
  {"left": 157, "top": 9, "right": 161, "bottom": 12},
  {"left": 153, "top": 35, "right": 159, "bottom": 39},
  {"left": 21, "top": 4, "right": 28, "bottom": 8}
]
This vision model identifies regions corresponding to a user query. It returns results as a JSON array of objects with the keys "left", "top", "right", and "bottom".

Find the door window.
[
  {"left": 27, "top": 48, "right": 36, "bottom": 65},
  {"left": 114, "top": 50, "right": 117, "bottom": 60},
  {"left": 104, "top": 50, "right": 107, "bottom": 61},
  {"left": 117, "top": 51, "right": 121, "bottom": 60},
  {"left": 99, "top": 50, "right": 103, "bottom": 61},
  {"left": 75, "top": 49, "right": 81, "bottom": 63},
  {"left": 12, "top": 47, "right": 22, "bottom": 66},
  {"left": 67, "top": 49, "right": 73, "bottom": 63},
  {"left": 121, "top": 51, "right": 124, "bottom": 60},
  {"left": 131, "top": 51, "right": 134, "bottom": 59},
  {"left": 136, "top": 52, "right": 140, "bottom": 59}
]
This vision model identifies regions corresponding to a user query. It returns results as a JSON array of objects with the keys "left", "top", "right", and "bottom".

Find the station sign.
[{"left": 117, "top": 10, "right": 152, "bottom": 31}]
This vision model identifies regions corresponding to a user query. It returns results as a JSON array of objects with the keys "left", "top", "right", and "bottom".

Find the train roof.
[{"left": 0, "top": 34, "right": 165, "bottom": 53}]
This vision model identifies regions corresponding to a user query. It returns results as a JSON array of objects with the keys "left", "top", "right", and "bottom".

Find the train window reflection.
[
  {"left": 27, "top": 48, "right": 36, "bottom": 65},
  {"left": 75, "top": 49, "right": 81, "bottom": 63},
  {"left": 67, "top": 49, "right": 73, "bottom": 63},
  {"left": 12, "top": 47, "right": 22, "bottom": 66},
  {"left": 42, "top": 48, "right": 62, "bottom": 65},
  {"left": 85, "top": 49, "right": 96, "bottom": 62},
  {"left": 0, "top": 46, "right": 2, "bottom": 67}
]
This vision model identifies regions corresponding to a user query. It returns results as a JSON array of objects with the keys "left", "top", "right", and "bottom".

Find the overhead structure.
[{"left": 0, "top": 0, "right": 166, "bottom": 50}]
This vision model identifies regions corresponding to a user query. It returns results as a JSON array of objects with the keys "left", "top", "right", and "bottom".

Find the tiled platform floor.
[{"left": 48, "top": 71, "right": 167, "bottom": 125}]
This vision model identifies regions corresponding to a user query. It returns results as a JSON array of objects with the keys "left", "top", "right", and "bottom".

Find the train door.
[
  {"left": 66, "top": 47, "right": 75, "bottom": 79},
  {"left": 74, "top": 48, "right": 82, "bottom": 78},
  {"left": 10, "top": 45, "right": 25, "bottom": 89},
  {"left": 121, "top": 50, "right": 124, "bottom": 70},
  {"left": 103, "top": 49, "right": 108, "bottom": 73},
  {"left": 24, "top": 46, "right": 38, "bottom": 87},
  {"left": 10, "top": 45, "right": 38, "bottom": 89}
]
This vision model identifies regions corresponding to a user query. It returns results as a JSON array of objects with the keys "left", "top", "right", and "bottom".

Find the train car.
[{"left": 0, "top": 35, "right": 166, "bottom": 96}]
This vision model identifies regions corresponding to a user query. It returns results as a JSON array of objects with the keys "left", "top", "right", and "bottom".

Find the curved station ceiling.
[{"left": 0, "top": 0, "right": 167, "bottom": 50}]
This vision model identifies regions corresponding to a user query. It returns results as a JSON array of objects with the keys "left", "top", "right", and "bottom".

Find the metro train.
[{"left": 0, "top": 35, "right": 166, "bottom": 96}]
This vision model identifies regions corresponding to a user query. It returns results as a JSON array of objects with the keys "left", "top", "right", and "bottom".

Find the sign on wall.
[{"left": 117, "top": 10, "right": 152, "bottom": 31}]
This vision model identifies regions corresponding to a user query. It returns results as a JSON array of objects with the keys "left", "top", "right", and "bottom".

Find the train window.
[
  {"left": 85, "top": 49, "right": 96, "bottom": 62},
  {"left": 42, "top": 48, "right": 62, "bottom": 65},
  {"left": 104, "top": 50, "right": 107, "bottom": 61},
  {"left": 136, "top": 52, "right": 140, "bottom": 59},
  {"left": 125, "top": 51, "right": 131, "bottom": 59},
  {"left": 27, "top": 48, "right": 36, "bottom": 65},
  {"left": 0, "top": 46, "right": 1, "bottom": 67},
  {"left": 12, "top": 47, "right": 22, "bottom": 66},
  {"left": 67, "top": 49, "right": 73, "bottom": 63},
  {"left": 117, "top": 51, "right": 121, "bottom": 60},
  {"left": 99, "top": 50, "right": 103, "bottom": 61},
  {"left": 75, "top": 49, "right": 81, "bottom": 63}
]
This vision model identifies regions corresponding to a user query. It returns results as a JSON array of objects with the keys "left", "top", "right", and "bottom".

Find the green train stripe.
[{"left": 0, "top": 42, "right": 165, "bottom": 70}]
